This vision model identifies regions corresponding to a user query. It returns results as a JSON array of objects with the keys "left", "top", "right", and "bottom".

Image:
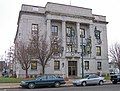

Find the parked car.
[
  {"left": 110, "top": 74, "right": 120, "bottom": 84},
  {"left": 73, "top": 74, "right": 105, "bottom": 86},
  {"left": 20, "top": 75, "right": 66, "bottom": 89}
]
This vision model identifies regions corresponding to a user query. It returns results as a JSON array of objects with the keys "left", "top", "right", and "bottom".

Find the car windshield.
[{"left": 84, "top": 75, "right": 89, "bottom": 78}]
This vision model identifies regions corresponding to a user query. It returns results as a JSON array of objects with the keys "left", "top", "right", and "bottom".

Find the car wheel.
[
  {"left": 54, "top": 82, "right": 60, "bottom": 88},
  {"left": 112, "top": 81, "right": 117, "bottom": 84},
  {"left": 81, "top": 81, "right": 86, "bottom": 86},
  {"left": 28, "top": 83, "right": 35, "bottom": 89},
  {"left": 99, "top": 80, "right": 103, "bottom": 85}
]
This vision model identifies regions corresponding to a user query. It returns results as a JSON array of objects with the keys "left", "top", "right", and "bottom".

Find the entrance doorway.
[{"left": 68, "top": 61, "right": 77, "bottom": 76}]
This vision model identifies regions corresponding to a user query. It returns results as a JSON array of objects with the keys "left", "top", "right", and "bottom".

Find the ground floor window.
[
  {"left": 97, "top": 62, "right": 102, "bottom": 70},
  {"left": 31, "top": 61, "right": 37, "bottom": 70},
  {"left": 54, "top": 60, "right": 60, "bottom": 70},
  {"left": 85, "top": 61, "right": 89, "bottom": 70}
]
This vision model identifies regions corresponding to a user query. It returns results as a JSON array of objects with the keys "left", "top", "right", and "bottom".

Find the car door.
[
  {"left": 46, "top": 75, "right": 56, "bottom": 86},
  {"left": 35, "top": 75, "right": 48, "bottom": 87},
  {"left": 86, "top": 75, "right": 98, "bottom": 85}
]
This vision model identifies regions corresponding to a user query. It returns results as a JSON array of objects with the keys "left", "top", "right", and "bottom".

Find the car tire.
[
  {"left": 112, "top": 81, "right": 117, "bottom": 84},
  {"left": 81, "top": 81, "right": 86, "bottom": 86},
  {"left": 28, "top": 83, "right": 35, "bottom": 89},
  {"left": 54, "top": 82, "right": 60, "bottom": 88},
  {"left": 99, "top": 80, "right": 103, "bottom": 85}
]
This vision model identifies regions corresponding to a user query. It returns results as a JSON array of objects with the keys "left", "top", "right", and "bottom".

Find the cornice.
[
  {"left": 46, "top": 11, "right": 94, "bottom": 20},
  {"left": 93, "top": 20, "right": 108, "bottom": 24}
]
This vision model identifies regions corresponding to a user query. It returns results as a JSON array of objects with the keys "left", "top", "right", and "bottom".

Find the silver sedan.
[{"left": 73, "top": 74, "right": 105, "bottom": 86}]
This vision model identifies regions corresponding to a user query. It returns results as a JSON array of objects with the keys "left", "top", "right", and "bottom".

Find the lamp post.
[{"left": 80, "top": 29, "right": 84, "bottom": 78}]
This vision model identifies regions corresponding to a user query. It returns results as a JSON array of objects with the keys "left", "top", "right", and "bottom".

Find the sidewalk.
[
  {"left": 0, "top": 83, "right": 20, "bottom": 89},
  {"left": 0, "top": 80, "right": 111, "bottom": 89}
]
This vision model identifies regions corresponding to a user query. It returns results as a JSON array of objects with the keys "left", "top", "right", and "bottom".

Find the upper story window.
[
  {"left": 51, "top": 26, "right": 58, "bottom": 36},
  {"left": 80, "top": 28, "right": 85, "bottom": 38},
  {"left": 31, "top": 24, "right": 38, "bottom": 35},
  {"left": 80, "top": 45, "right": 86, "bottom": 55},
  {"left": 66, "top": 27, "right": 76, "bottom": 43},
  {"left": 54, "top": 60, "right": 60, "bottom": 70},
  {"left": 85, "top": 61, "right": 89, "bottom": 70},
  {"left": 96, "top": 46, "right": 101, "bottom": 56},
  {"left": 97, "top": 62, "right": 102, "bottom": 70},
  {"left": 66, "top": 27, "right": 75, "bottom": 37},
  {"left": 94, "top": 27, "right": 101, "bottom": 40}
]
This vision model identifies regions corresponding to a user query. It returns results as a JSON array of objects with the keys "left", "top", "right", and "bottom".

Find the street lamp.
[{"left": 80, "top": 29, "right": 84, "bottom": 78}]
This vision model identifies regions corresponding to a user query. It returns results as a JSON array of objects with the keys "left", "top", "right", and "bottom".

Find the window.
[
  {"left": 96, "top": 46, "right": 101, "bottom": 56},
  {"left": 66, "top": 45, "right": 72, "bottom": 52},
  {"left": 51, "top": 26, "right": 58, "bottom": 36},
  {"left": 31, "top": 24, "right": 38, "bottom": 35},
  {"left": 97, "top": 62, "right": 102, "bottom": 70},
  {"left": 66, "top": 27, "right": 75, "bottom": 37},
  {"left": 85, "top": 61, "right": 89, "bottom": 70},
  {"left": 80, "top": 28, "right": 85, "bottom": 38},
  {"left": 94, "top": 27, "right": 101, "bottom": 39},
  {"left": 54, "top": 61, "right": 60, "bottom": 70},
  {"left": 31, "top": 61, "right": 37, "bottom": 70},
  {"left": 66, "top": 27, "right": 75, "bottom": 43},
  {"left": 80, "top": 45, "right": 86, "bottom": 55}
]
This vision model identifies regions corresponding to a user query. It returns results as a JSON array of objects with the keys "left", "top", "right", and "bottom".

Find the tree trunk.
[
  {"left": 42, "top": 66, "right": 45, "bottom": 75},
  {"left": 25, "top": 69, "right": 29, "bottom": 78}
]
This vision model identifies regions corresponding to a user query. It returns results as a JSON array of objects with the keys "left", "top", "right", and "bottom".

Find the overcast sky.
[{"left": 0, "top": 0, "right": 120, "bottom": 58}]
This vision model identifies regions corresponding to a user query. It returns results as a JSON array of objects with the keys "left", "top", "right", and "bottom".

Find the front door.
[{"left": 68, "top": 61, "right": 77, "bottom": 76}]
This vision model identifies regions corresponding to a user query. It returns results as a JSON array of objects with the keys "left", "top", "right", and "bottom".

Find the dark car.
[
  {"left": 110, "top": 74, "right": 120, "bottom": 84},
  {"left": 20, "top": 75, "right": 66, "bottom": 89}
]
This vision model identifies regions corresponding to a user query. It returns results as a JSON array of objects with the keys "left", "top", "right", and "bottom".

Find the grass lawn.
[{"left": 0, "top": 77, "right": 33, "bottom": 83}]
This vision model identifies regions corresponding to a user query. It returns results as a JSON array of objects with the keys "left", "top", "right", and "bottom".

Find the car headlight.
[{"left": 21, "top": 81, "right": 26, "bottom": 84}]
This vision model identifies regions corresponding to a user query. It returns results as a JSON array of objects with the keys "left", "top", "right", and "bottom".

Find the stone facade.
[{"left": 14, "top": 2, "right": 109, "bottom": 78}]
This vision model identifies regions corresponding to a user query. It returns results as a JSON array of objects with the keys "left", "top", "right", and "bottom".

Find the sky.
[{"left": 0, "top": 0, "right": 120, "bottom": 59}]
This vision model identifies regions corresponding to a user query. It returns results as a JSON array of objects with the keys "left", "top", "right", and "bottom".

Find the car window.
[
  {"left": 88, "top": 75, "right": 98, "bottom": 79},
  {"left": 36, "top": 76, "right": 47, "bottom": 80},
  {"left": 47, "top": 75, "right": 56, "bottom": 80}
]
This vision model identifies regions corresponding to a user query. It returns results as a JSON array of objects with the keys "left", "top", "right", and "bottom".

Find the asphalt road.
[{"left": 1, "top": 84, "right": 120, "bottom": 91}]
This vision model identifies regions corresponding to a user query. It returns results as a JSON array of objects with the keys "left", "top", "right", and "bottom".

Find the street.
[{"left": 1, "top": 84, "right": 120, "bottom": 91}]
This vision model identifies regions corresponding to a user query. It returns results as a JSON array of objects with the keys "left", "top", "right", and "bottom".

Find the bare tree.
[
  {"left": 30, "top": 35, "right": 62, "bottom": 75},
  {"left": 109, "top": 43, "right": 120, "bottom": 70},
  {"left": 15, "top": 42, "right": 32, "bottom": 78}
]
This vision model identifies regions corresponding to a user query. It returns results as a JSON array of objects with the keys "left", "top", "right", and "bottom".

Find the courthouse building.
[{"left": 14, "top": 2, "right": 109, "bottom": 78}]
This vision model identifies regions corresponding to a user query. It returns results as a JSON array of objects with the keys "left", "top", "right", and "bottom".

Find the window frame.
[
  {"left": 31, "top": 61, "right": 37, "bottom": 70},
  {"left": 80, "top": 28, "right": 85, "bottom": 38},
  {"left": 96, "top": 46, "right": 101, "bottom": 56},
  {"left": 31, "top": 24, "right": 38, "bottom": 35},
  {"left": 84, "top": 61, "right": 89, "bottom": 70},
  {"left": 51, "top": 25, "right": 58, "bottom": 36},
  {"left": 54, "top": 60, "right": 60, "bottom": 70},
  {"left": 97, "top": 62, "right": 102, "bottom": 70}
]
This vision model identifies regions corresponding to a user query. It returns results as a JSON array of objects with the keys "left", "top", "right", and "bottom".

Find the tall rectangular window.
[
  {"left": 80, "top": 45, "right": 86, "bottom": 55},
  {"left": 97, "top": 62, "right": 102, "bottom": 70},
  {"left": 80, "top": 28, "right": 85, "bottom": 38},
  {"left": 31, "top": 61, "right": 37, "bottom": 70},
  {"left": 66, "top": 27, "right": 75, "bottom": 43},
  {"left": 85, "top": 61, "right": 89, "bottom": 70},
  {"left": 51, "top": 26, "right": 58, "bottom": 36},
  {"left": 54, "top": 60, "right": 60, "bottom": 70},
  {"left": 66, "top": 45, "right": 72, "bottom": 52},
  {"left": 96, "top": 46, "right": 101, "bottom": 56},
  {"left": 31, "top": 24, "right": 38, "bottom": 35}
]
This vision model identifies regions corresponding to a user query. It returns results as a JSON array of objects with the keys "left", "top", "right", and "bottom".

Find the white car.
[{"left": 73, "top": 74, "right": 105, "bottom": 86}]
